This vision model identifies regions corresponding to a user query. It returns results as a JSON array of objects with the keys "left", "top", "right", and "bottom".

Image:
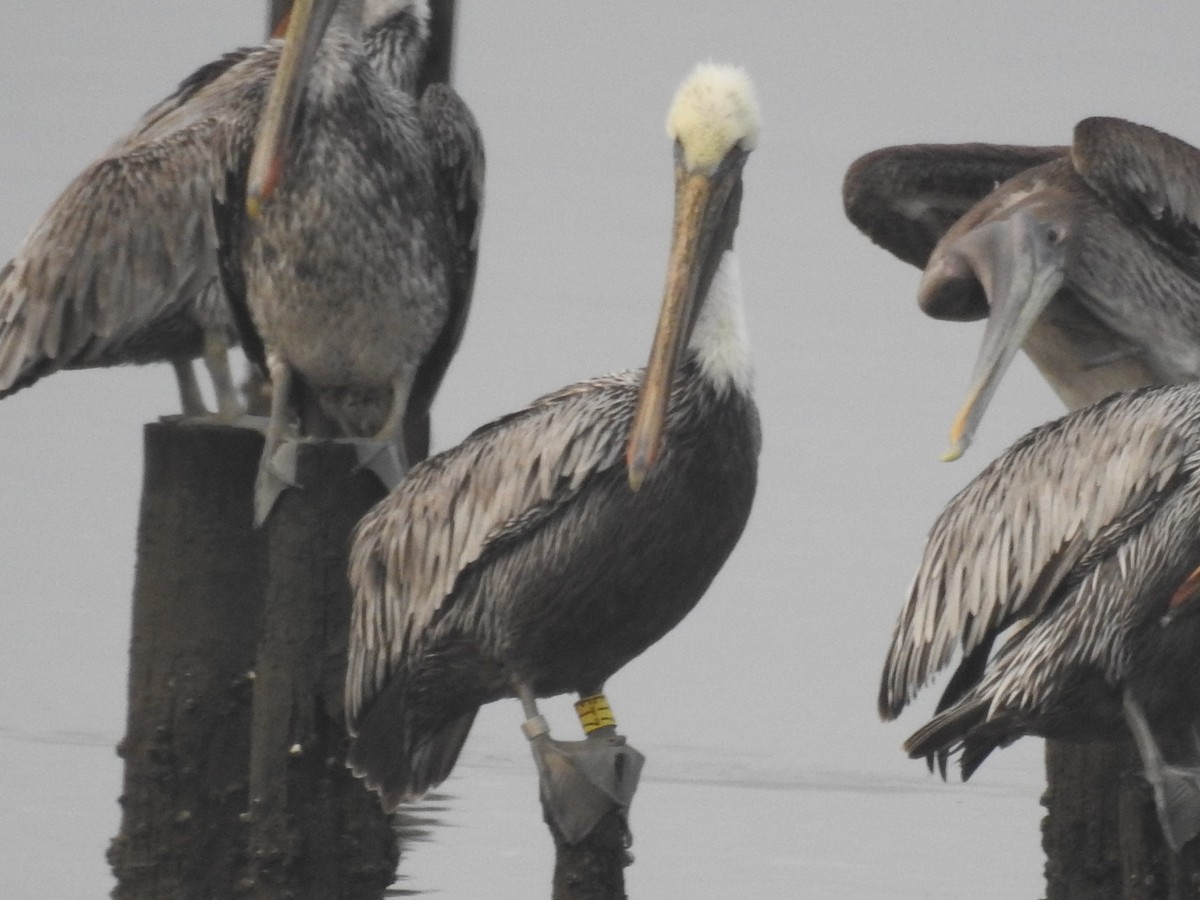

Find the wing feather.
[
  {"left": 1072, "top": 116, "right": 1200, "bottom": 263},
  {"left": 0, "top": 46, "right": 274, "bottom": 395},
  {"left": 879, "top": 386, "right": 1193, "bottom": 719},
  {"left": 346, "top": 372, "right": 640, "bottom": 728},
  {"left": 400, "top": 82, "right": 485, "bottom": 461},
  {"left": 843, "top": 142, "right": 1067, "bottom": 269}
]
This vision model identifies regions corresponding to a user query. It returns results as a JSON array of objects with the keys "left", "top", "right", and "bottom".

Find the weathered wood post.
[
  {"left": 242, "top": 442, "right": 396, "bottom": 898},
  {"left": 267, "top": 0, "right": 290, "bottom": 35},
  {"left": 420, "top": 0, "right": 457, "bottom": 89},
  {"left": 1042, "top": 741, "right": 1131, "bottom": 898},
  {"left": 545, "top": 808, "right": 632, "bottom": 900},
  {"left": 109, "top": 423, "right": 264, "bottom": 899},
  {"left": 1042, "top": 736, "right": 1200, "bottom": 899}
]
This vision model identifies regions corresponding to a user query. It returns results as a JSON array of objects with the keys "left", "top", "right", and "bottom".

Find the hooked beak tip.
[
  {"left": 626, "top": 455, "right": 650, "bottom": 491},
  {"left": 940, "top": 443, "right": 966, "bottom": 463}
]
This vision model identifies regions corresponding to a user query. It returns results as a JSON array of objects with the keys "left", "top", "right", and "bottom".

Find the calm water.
[
  {"left": 0, "top": 723, "right": 1044, "bottom": 898},
  {"left": 4, "top": 2, "right": 1200, "bottom": 896}
]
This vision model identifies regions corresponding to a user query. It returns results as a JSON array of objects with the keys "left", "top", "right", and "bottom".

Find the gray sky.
[{"left": 3, "top": 1, "right": 1200, "bottom": 895}]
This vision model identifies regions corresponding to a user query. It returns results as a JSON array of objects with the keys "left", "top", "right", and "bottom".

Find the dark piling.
[
  {"left": 243, "top": 440, "right": 395, "bottom": 898},
  {"left": 110, "top": 425, "right": 397, "bottom": 899},
  {"left": 420, "top": 0, "right": 457, "bottom": 89},
  {"left": 1043, "top": 738, "right": 1200, "bottom": 899},
  {"left": 108, "top": 422, "right": 264, "bottom": 898},
  {"left": 545, "top": 807, "right": 632, "bottom": 900},
  {"left": 267, "top": 0, "right": 290, "bottom": 34}
]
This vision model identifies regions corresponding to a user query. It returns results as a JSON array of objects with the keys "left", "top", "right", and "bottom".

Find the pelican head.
[
  {"left": 665, "top": 64, "right": 760, "bottom": 174},
  {"left": 920, "top": 190, "right": 1073, "bottom": 461},
  {"left": 626, "top": 64, "right": 759, "bottom": 489}
]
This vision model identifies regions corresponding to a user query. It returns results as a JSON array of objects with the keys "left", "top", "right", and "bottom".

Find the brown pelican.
[
  {"left": 343, "top": 63, "right": 761, "bottom": 842},
  {"left": 0, "top": 67, "right": 250, "bottom": 416},
  {"left": 879, "top": 381, "right": 1200, "bottom": 852},
  {"left": 0, "top": 0, "right": 467, "bottom": 432},
  {"left": 843, "top": 118, "right": 1200, "bottom": 458},
  {"left": 211, "top": 0, "right": 482, "bottom": 522}
]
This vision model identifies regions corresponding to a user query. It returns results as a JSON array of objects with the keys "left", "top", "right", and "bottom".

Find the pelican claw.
[
  {"left": 343, "top": 438, "right": 407, "bottom": 490},
  {"left": 254, "top": 439, "right": 302, "bottom": 526}
]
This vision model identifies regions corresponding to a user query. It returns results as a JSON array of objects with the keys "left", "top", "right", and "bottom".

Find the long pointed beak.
[
  {"left": 625, "top": 171, "right": 715, "bottom": 490},
  {"left": 921, "top": 209, "right": 1069, "bottom": 461},
  {"left": 247, "top": 0, "right": 337, "bottom": 218}
]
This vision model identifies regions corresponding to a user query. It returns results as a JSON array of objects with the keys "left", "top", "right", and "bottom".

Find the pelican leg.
[
  {"left": 240, "top": 363, "right": 273, "bottom": 417},
  {"left": 340, "top": 370, "right": 414, "bottom": 491},
  {"left": 255, "top": 356, "right": 300, "bottom": 526},
  {"left": 201, "top": 331, "right": 244, "bottom": 420},
  {"left": 172, "top": 358, "right": 209, "bottom": 417},
  {"left": 514, "top": 681, "right": 644, "bottom": 846},
  {"left": 1123, "top": 692, "right": 1200, "bottom": 853}
]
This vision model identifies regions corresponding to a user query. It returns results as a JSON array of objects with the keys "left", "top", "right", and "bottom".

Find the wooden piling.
[
  {"left": 1042, "top": 738, "right": 1200, "bottom": 900},
  {"left": 545, "top": 807, "right": 631, "bottom": 900},
  {"left": 420, "top": 0, "right": 457, "bottom": 89},
  {"left": 267, "top": 0, "right": 290, "bottom": 35},
  {"left": 1042, "top": 740, "right": 1128, "bottom": 899},
  {"left": 242, "top": 441, "right": 394, "bottom": 899},
  {"left": 110, "top": 426, "right": 398, "bottom": 899},
  {"left": 108, "top": 422, "right": 264, "bottom": 899}
]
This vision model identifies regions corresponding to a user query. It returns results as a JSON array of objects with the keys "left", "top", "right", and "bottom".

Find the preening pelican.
[
  {"left": 224, "top": 0, "right": 482, "bottom": 524},
  {"left": 344, "top": 63, "right": 761, "bottom": 842},
  {"left": 880, "top": 381, "right": 1200, "bottom": 852},
  {"left": 843, "top": 118, "right": 1200, "bottom": 458}
]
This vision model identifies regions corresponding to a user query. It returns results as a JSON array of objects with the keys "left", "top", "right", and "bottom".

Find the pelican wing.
[
  {"left": 1072, "top": 117, "right": 1200, "bottom": 260},
  {"left": 401, "top": 83, "right": 486, "bottom": 461},
  {"left": 118, "top": 45, "right": 272, "bottom": 148},
  {"left": 346, "top": 372, "right": 639, "bottom": 728},
  {"left": 843, "top": 142, "right": 1067, "bottom": 269},
  {"left": 840, "top": 142, "right": 1065, "bottom": 270},
  {"left": 0, "top": 48, "right": 275, "bottom": 396},
  {"left": 879, "top": 386, "right": 1190, "bottom": 719}
]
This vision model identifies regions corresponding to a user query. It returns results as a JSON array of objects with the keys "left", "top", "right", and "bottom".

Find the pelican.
[
  {"left": 0, "top": 0, "right": 479, "bottom": 480},
  {"left": 0, "top": 56, "right": 256, "bottom": 415},
  {"left": 843, "top": 118, "right": 1200, "bottom": 459},
  {"left": 343, "top": 63, "right": 761, "bottom": 843},
  {"left": 208, "top": 0, "right": 481, "bottom": 522},
  {"left": 879, "top": 381, "right": 1200, "bottom": 852}
]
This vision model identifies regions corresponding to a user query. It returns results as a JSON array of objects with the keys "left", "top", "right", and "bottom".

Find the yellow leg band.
[{"left": 574, "top": 693, "right": 616, "bottom": 734}]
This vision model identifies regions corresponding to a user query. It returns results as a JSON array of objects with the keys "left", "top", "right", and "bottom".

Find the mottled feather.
[
  {"left": 0, "top": 47, "right": 275, "bottom": 396},
  {"left": 880, "top": 384, "right": 1197, "bottom": 720},
  {"left": 346, "top": 371, "right": 641, "bottom": 726},
  {"left": 1072, "top": 116, "right": 1200, "bottom": 261}
]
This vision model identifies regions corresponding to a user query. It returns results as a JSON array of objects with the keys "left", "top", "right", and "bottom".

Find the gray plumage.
[
  {"left": 346, "top": 354, "right": 759, "bottom": 806},
  {"left": 342, "top": 59, "right": 761, "bottom": 814},
  {"left": 0, "top": 0, "right": 466, "bottom": 424},
  {"left": 0, "top": 48, "right": 269, "bottom": 414},
  {"left": 226, "top": 0, "right": 483, "bottom": 519},
  {"left": 843, "top": 118, "right": 1200, "bottom": 457},
  {"left": 880, "top": 381, "right": 1200, "bottom": 785}
]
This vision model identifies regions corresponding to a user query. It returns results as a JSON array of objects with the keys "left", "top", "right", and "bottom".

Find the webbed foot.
[
  {"left": 339, "top": 438, "right": 407, "bottom": 491},
  {"left": 1124, "top": 692, "right": 1200, "bottom": 852},
  {"left": 254, "top": 440, "right": 301, "bottom": 526},
  {"left": 523, "top": 716, "right": 644, "bottom": 845}
]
